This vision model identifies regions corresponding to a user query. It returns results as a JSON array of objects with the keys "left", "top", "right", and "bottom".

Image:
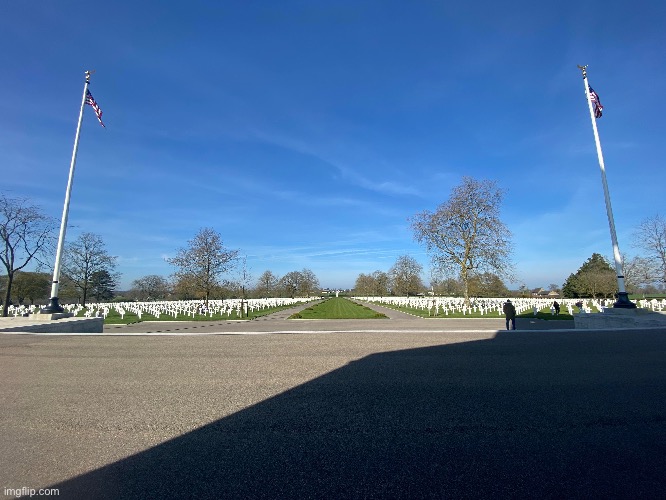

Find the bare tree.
[
  {"left": 62, "top": 232, "right": 118, "bottom": 306},
  {"left": 278, "top": 269, "right": 320, "bottom": 298},
  {"left": 279, "top": 271, "right": 300, "bottom": 298},
  {"left": 371, "top": 271, "right": 390, "bottom": 296},
  {"left": 354, "top": 273, "right": 374, "bottom": 296},
  {"left": 255, "top": 270, "right": 280, "bottom": 298},
  {"left": 622, "top": 254, "right": 657, "bottom": 294},
  {"left": 167, "top": 227, "right": 238, "bottom": 306},
  {"left": 298, "top": 268, "right": 320, "bottom": 296},
  {"left": 411, "top": 177, "right": 513, "bottom": 305},
  {"left": 231, "top": 255, "right": 254, "bottom": 299},
  {"left": 355, "top": 270, "right": 391, "bottom": 296},
  {"left": 171, "top": 274, "right": 199, "bottom": 300},
  {"left": 467, "top": 272, "right": 510, "bottom": 298},
  {"left": 131, "top": 275, "right": 171, "bottom": 301},
  {"left": 0, "top": 194, "right": 55, "bottom": 316},
  {"left": 388, "top": 255, "right": 424, "bottom": 296},
  {"left": 57, "top": 274, "right": 82, "bottom": 304},
  {"left": 633, "top": 214, "right": 666, "bottom": 285},
  {"left": 431, "top": 276, "right": 464, "bottom": 296}
]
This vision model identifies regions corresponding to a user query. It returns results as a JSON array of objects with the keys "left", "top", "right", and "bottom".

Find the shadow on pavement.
[{"left": 47, "top": 330, "right": 666, "bottom": 498}]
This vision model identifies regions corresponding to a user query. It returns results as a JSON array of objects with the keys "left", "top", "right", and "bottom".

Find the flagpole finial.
[
  {"left": 577, "top": 65, "right": 588, "bottom": 78},
  {"left": 85, "top": 70, "right": 96, "bottom": 83}
]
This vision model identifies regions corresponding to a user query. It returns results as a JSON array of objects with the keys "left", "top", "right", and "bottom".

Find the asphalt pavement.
[{"left": 1, "top": 302, "right": 664, "bottom": 499}]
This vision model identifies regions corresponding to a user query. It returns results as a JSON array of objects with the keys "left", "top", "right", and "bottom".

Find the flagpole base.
[
  {"left": 41, "top": 297, "right": 65, "bottom": 314},
  {"left": 613, "top": 292, "right": 637, "bottom": 309}
]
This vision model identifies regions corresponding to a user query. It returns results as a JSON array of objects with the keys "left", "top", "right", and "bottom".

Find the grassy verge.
[
  {"left": 78, "top": 304, "right": 305, "bottom": 325},
  {"left": 517, "top": 310, "right": 574, "bottom": 321},
  {"left": 290, "top": 298, "right": 387, "bottom": 319}
]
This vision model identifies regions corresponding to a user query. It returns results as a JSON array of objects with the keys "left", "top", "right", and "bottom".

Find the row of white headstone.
[
  {"left": 85, "top": 297, "right": 316, "bottom": 320},
  {"left": 4, "top": 297, "right": 315, "bottom": 320},
  {"left": 352, "top": 296, "right": 640, "bottom": 316},
  {"left": 4, "top": 296, "right": 664, "bottom": 318},
  {"left": 636, "top": 298, "right": 666, "bottom": 311}
]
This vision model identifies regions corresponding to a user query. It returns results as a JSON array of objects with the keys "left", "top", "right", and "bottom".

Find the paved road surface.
[{"left": 1, "top": 302, "right": 664, "bottom": 498}]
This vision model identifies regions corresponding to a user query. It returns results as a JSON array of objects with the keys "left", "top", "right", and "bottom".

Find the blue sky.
[{"left": 2, "top": 1, "right": 664, "bottom": 291}]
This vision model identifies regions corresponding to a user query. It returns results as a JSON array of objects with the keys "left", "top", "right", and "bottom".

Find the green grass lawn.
[
  {"left": 290, "top": 297, "right": 387, "bottom": 319},
  {"left": 80, "top": 303, "right": 305, "bottom": 325},
  {"left": 516, "top": 310, "right": 574, "bottom": 321}
]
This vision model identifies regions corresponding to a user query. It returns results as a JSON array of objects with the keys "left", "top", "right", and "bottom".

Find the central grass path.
[{"left": 290, "top": 297, "right": 388, "bottom": 319}]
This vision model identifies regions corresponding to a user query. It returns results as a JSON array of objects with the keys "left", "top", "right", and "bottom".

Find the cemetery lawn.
[
  {"left": 381, "top": 304, "right": 575, "bottom": 320},
  {"left": 290, "top": 298, "right": 387, "bottom": 319},
  {"left": 517, "top": 310, "right": 574, "bottom": 320},
  {"left": 79, "top": 304, "right": 304, "bottom": 325}
]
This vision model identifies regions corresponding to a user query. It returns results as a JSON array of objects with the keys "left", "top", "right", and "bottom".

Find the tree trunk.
[
  {"left": 2, "top": 272, "right": 13, "bottom": 317},
  {"left": 461, "top": 266, "right": 470, "bottom": 307}
]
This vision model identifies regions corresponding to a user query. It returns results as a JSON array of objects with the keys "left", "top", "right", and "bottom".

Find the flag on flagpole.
[
  {"left": 589, "top": 86, "right": 603, "bottom": 118},
  {"left": 85, "top": 89, "right": 105, "bottom": 127}
]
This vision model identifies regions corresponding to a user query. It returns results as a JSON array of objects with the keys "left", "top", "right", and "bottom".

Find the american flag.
[
  {"left": 589, "top": 86, "right": 603, "bottom": 118},
  {"left": 85, "top": 89, "right": 105, "bottom": 127}
]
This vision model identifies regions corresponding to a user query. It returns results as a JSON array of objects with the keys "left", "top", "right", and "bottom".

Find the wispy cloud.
[{"left": 247, "top": 125, "right": 423, "bottom": 197}]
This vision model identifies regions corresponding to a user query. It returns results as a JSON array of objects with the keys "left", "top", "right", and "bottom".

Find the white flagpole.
[
  {"left": 577, "top": 65, "right": 635, "bottom": 308},
  {"left": 42, "top": 71, "right": 93, "bottom": 314}
]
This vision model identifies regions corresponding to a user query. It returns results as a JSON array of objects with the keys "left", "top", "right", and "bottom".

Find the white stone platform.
[
  {"left": 0, "top": 315, "right": 104, "bottom": 333},
  {"left": 574, "top": 307, "right": 666, "bottom": 329}
]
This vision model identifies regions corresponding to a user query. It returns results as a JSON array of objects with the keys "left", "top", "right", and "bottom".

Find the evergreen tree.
[
  {"left": 562, "top": 253, "right": 616, "bottom": 298},
  {"left": 90, "top": 270, "right": 118, "bottom": 302}
]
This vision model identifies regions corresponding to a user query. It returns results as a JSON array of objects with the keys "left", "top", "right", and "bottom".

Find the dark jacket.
[{"left": 503, "top": 301, "right": 516, "bottom": 319}]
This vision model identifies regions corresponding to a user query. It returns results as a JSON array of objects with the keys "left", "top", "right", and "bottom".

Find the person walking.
[
  {"left": 503, "top": 299, "right": 516, "bottom": 330},
  {"left": 553, "top": 301, "right": 560, "bottom": 315}
]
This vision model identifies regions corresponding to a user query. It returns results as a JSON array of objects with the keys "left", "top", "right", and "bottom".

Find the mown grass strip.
[
  {"left": 518, "top": 310, "right": 574, "bottom": 321},
  {"left": 290, "top": 297, "right": 387, "bottom": 319}
]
